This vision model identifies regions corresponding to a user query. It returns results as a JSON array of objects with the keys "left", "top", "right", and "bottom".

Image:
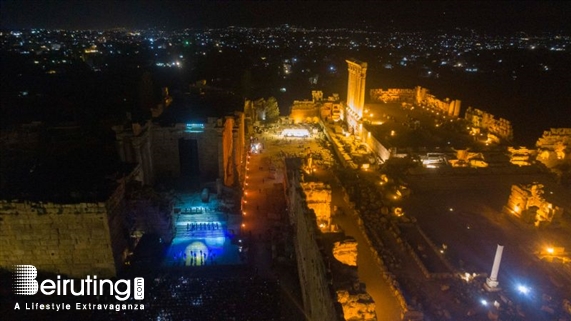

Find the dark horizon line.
[{"left": 1, "top": 24, "right": 569, "bottom": 34}]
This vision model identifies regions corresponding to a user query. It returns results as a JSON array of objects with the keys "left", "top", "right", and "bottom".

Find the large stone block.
[{"left": 0, "top": 201, "right": 118, "bottom": 277}]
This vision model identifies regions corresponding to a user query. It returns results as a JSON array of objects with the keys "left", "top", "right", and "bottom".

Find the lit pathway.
[
  {"left": 242, "top": 142, "right": 307, "bottom": 321},
  {"left": 311, "top": 169, "right": 403, "bottom": 321}
]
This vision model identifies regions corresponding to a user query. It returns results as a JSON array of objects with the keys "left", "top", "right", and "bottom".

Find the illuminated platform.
[
  {"left": 165, "top": 212, "right": 243, "bottom": 267},
  {"left": 282, "top": 128, "right": 310, "bottom": 137},
  {"left": 164, "top": 191, "right": 244, "bottom": 267}
]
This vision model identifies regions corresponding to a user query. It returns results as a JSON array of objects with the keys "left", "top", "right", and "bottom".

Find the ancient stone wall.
[
  {"left": 301, "top": 182, "right": 332, "bottom": 229},
  {"left": 419, "top": 92, "right": 461, "bottom": 117},
  {"left": 370, "top": 88, "right": 415, "bottom": 103},
  {"left": 116, "top": 115, "right": 246, "bottom": 185},
  {"left": 0, "top": 201, "right": 117, "bottom": 278},
  {"left": 359, "top": 125, "right": 392, "bottom": 161},
  {"left": 291, "top": 100, "right": 319, "bottom": 124},
  {"left": 105, "top": 178, "right": 131, "bottom": 272},
  {"left": 284, "top": 158, "right": 341, "bottom": 321},
  {"left": 505, "top": 183, "right": 564, "bottom": 226},
  {"left": 235, "top": 112, "right": 246, "bottom": 184},
  {"left": 146, "top": 125, "right": 182, "bottom": 178},
  {"left": 151, "top": 120, "right": 221, "bottom": 182},
  {"left": 195, "top": 122, "right": 222, "bottom": 181},
  {"left": 369, "top": 86, "right": 460, "bottom": 117},
  {"left": 465, "top": 107, "right": 513, "bottom": 142},
  {"left": 536, "top": 128, "right": 571, "bottom": 150},
  {"left": 113, "top": 122, "right": 154, "bottom": 184}
]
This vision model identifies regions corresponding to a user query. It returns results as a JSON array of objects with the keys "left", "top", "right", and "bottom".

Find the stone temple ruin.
[
  {"left": 300, "top": 182, "right": 332, "bottom": 231},
  {"left": 536, "top": 128, "right": 571, "bottom": 161},
  {"left": 332, "top": 238, "right": 376, "bottom": 321},
  {"left": 536, "top": 128, "right": 571, "bottom": 182},
  {"left": 504, "top": 182, "right": 564, "bottom": 227},
  {"left": 336, "top": 289, "right": 376, "bottom": 321}
]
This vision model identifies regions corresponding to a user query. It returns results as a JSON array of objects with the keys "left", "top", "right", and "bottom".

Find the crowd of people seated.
[{"left": 142, "top": 272, "right": 280, "bottom": 320}]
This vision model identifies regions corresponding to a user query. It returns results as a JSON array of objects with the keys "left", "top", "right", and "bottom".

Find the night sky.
[{"left": 1, "top": 0, "right": 570, "bottom": 31}]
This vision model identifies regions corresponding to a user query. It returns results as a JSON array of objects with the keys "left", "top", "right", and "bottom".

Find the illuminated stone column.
[
  {"left": 235, "top": 112, "right": 246, "bottom": 183},
  {"left": 453, "top": 100, "right": 461, "bottom": 117},
  {"left": 484, "top": 244, "right": 504, "bottom": 291},
  {"left": 448, "top": 100, "right": 455, "bottom": 116},
  {"left": 414, "top": 86, "right": 427, "bottom": 104},
  {"left": 345, "top": 59, "right": 367, "bottom": 119}
]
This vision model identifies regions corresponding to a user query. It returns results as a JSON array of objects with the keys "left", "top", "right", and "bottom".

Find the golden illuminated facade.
[
  {"left": 345, "top": 59, "right": 367, "bottom": 131},
  {"left": 505, "top": 183, "right": 563, "bottom": 226}
]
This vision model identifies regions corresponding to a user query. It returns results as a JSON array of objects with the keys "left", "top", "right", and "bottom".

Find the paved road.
[
  {"left": 312, "top": 169, "right": 403, "bottom": 321},
  {"left": 242, "top": 141, "right": 307, "bottom": 321}
]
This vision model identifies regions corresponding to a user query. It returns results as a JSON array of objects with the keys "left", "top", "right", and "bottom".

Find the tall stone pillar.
[
  {"left": 484, "top": 244, "right": 504, "bottom": 291},
  {"left": 453, "top": 100, "right": 461, "bottom": 117},
  {"left": 448, "top": 100, "right": 455, "bottom": 116},
  {"left": 414, "top": 86, "right": 427, "bottom": 105},
  {"left": 345, "top": 59, "right": 367, "bottom": 119}
]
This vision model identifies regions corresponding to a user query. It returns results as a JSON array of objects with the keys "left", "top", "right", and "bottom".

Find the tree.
[{"left": 264, "top": 96, "right": 280, "bottom": 123}]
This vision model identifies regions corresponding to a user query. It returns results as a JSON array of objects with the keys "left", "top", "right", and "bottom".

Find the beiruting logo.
[{"left": 13, "top": 265, "right": 144, "bottom": 301}]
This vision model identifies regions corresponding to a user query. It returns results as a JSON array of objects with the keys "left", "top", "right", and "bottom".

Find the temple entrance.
[{"left": 179, "top": 138, "right": 200, "bottom": 177}]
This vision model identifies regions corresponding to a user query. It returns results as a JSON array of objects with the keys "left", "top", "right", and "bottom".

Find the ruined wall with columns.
[
  {"left": 504, "top": 183, "right": 564, "bottom": 226},
  {"left": 414, "top": 86, "right": 461, "bottom": 117},
  {"left": 113, "top": 122, "right": 154, "bottom": 184},
  {"left": 536, "top": 128, "right": 571, "bottom": 162},
  {"left": 369, "top": 86, "right": 461, "bottom": 117},
  {"left": 465, "top": 107, "right": 513, "bottom": 142},
  {"left": 370, "top": 88, "right": 415, "bottom": 103}
]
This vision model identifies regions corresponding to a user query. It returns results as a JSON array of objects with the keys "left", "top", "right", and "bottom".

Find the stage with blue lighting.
[{"left": 165, "top": 209, "right": 244, "bottom": 267}]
